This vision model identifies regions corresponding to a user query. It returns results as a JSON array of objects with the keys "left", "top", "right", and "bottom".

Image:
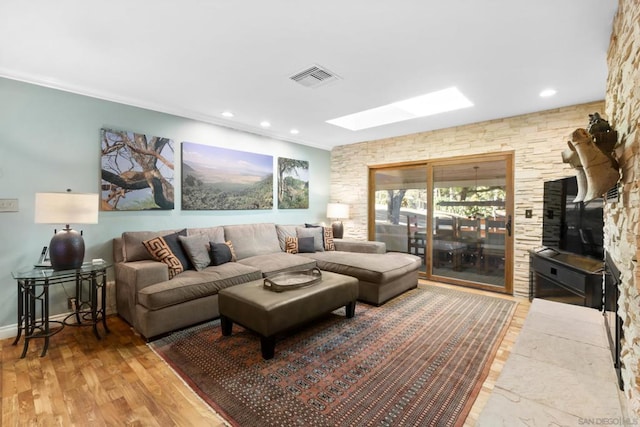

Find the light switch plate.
[
  {"left": 525, "top": 209, "right": 532, "bottom": 218},
  {"left": 0, "top": 198, "right": 19, "bottom": 212}
]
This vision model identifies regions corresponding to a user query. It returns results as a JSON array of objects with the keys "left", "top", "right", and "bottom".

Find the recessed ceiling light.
[
  {"left": 222, "top": 111, "right": 234, "bottom": 118},
  {"left": 539, "top": 89, "right": 557, "bottom": 98},
  {"left": 290, "top": 129, "right": 299, "bottom": 135},
  {"left": 326, "top": 87, "right": 473, "bottom": 131},
  {"left": 260, "top": 121, "right": 271, "bottom": 128}
]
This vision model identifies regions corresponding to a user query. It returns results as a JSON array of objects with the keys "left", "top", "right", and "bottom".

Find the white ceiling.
[{"left": 0, "top": 1, "right": 618, "bottom": 151}]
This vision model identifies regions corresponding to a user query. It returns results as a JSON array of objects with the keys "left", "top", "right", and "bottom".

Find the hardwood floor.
[
  {"left": 0, "top": 317, "right": 226, "bottom": 426},
  {"left": 1, "top": 281, "right": 529, "bottom": 426}
]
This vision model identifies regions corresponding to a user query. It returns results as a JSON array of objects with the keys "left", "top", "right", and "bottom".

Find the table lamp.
[
  {"left": 35, "top": 191, "right": 99, "bottom": 270},
  {"left": 326, "top": 202, "right": 350, "bottom": 239}
]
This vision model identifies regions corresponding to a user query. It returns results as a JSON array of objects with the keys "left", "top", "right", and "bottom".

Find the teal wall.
[{"left": 0, "top": 77, "right": 331, "bottom": 331}]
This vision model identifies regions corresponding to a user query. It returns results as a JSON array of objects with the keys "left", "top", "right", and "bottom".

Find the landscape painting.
[
  {"left": 100, "top": 128, "right": 175, "bottom": 210},
  {"left": 181, "top": 142, "right": 273, "bottom": 210},
  {"left": 277, "top": 157, "right": 309, "bottom": 209}
]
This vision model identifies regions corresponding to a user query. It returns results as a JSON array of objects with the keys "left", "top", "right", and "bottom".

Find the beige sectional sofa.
[{"left": 113, "top": 223, "right": 421, "bottom": 339}]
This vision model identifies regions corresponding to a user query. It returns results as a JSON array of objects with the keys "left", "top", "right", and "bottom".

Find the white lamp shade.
[
  {"left": 35, "top": 193, "right": 99, "bottom": 225},
  {"left": 326, "top": 203, "right": 350, "bottom": 219}
]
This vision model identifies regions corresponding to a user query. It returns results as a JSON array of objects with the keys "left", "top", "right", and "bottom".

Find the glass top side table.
[{"left": 12, "top": 261, "right": 111, "bottom": 358}]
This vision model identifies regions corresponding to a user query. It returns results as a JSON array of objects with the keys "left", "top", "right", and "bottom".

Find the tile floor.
[{"left": 477, "top": 298, "right": 632, "bottom": 426}]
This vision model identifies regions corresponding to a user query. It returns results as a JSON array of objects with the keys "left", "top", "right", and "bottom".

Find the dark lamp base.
[
  {"left": 332, "top": 221, "right": 344, "bottom": 239},
  {"left": 49, "top": 227, "right": 85, "bottom": 270}
]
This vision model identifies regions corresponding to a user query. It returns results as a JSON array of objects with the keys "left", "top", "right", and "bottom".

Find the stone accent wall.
[
  {"left": 330, "top": 101, "right": 603, "bottom": 297},
  {"left": 605, "top": 0, "right": 640, "bottom": 415}
]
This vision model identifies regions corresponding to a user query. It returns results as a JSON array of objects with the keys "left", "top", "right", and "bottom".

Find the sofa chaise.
[{"left": 113, "top": 223, "right": 421, "bottom": 339}]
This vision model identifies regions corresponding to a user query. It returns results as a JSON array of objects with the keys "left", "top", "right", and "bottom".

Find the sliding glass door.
[
  {"left": 371, "top": 165, "right": 428, "bottom": 272},
  {"left": 369, "top": 153, "right": 513, "bottom": 293},
  {"left": 430, "top": 156, "right": 512, "bottom": 293}
]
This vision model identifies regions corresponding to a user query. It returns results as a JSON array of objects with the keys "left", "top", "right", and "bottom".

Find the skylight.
[{"left": 326, "top": 87, "right": 473, "bottom": 131}]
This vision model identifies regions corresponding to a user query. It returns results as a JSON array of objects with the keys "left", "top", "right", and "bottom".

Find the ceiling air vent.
[{"left": 290, "top": 64, "right": 340, "bottom": 88}]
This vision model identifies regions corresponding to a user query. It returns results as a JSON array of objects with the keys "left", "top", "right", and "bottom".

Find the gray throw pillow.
[
  {"left": 178, "top": 234, "right": 211, "bottom": 271},
  {"left": 296, "top": 227, "right": 324, "bottom": 252},
  {"left": 209, "top": 242, "right": 233, "bottom": 266},
  {"left": 297, "top": 236, "right": 316, "bottom": 253}
]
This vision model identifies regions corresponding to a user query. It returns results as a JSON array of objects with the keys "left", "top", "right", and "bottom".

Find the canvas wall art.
[
  {"left": 100, "top": 128, "right": 175, "bottom": 211},
  {"left": 277, "top": 157, "right": 309, "bottom": 209},
  {"left": 181, "top": 142, "right": 273, "bottom": 210}
]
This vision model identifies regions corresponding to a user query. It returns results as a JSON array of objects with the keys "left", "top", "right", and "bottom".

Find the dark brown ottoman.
[{"left": 218, "top": 271, "right": 358, "bottom": 359}]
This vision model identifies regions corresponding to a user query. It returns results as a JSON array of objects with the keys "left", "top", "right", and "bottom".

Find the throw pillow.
[
  {"left": 178, "top": 234, "right": 211, "bottom": 271},
  {"left": 209, "top": 243, "right": 232, "bottom": 266},
  {"left": 323, "top": 226, "right": 336, "bottom": 251},
  {"left": 225, "top": 240, "right": 238, "bottom": 262},
  {"left": 305, "top": 223, "right": 324, "bottom": 244},
  {"left": 285, "top": 236, "right": 299, "bottom": 254},
  {"left": 143, "top": 236, "right": 184, "bottom": 279},
  {"left": 297, "top": 236, "right": 316, "bottom": 253},
  {"left": 209, "top": 241, "right": 238, "bottom": 265},
  {"left": 296, "top": 227, "right": 324, "bottom": 252},
  {"left": 161, "top": 229, "right": 193, "bottom": 271}
]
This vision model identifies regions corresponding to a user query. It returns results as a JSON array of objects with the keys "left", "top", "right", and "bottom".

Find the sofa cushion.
[
  {"left": 179, "top": 234, "right": 211, "bottom": 271},
  {"left": 300, "top": 251, "right": 421, "bottom": 284},
  {"left": 238, "top": 252, "right": 316, "bottom": 276},
  {"left": 187, "top": 226, "right": 225, "bottom": 244},
  {"left": 137, "top": 263, "right": 262, "bottom": 311},
  {"left": 296, "top": 227, "right": 324, "bottom": 252},
  {"left": 223, "top": 223, "right": 282, "bottom": 260},
  {"left": 122, "top": 229, "right": 179, "bottom": 262}
]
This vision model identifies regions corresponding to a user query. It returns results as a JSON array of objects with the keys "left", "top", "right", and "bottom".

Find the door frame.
[{"left": 368, "top": 151, "right": 514, "bottom": 295}]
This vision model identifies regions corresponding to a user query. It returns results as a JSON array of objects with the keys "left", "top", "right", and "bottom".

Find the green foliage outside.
[{"left": 376, "top": 185, "right": 506, "bottom": 221}]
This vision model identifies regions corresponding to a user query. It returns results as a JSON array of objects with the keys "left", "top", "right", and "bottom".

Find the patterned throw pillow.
[
  {"left": 143, "top": 236, "right": 184, "bottom": 279},
  {"left": 285, "top": 236, "right": 299, "bottom": 254},
  {"left": 323, "top": 226, "right": 335, "bottom": 251},
  {"left": 225, "top": 240, "right": 237, "bottom": 262}
]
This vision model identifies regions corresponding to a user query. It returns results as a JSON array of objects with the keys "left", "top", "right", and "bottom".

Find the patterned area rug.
[{"left": 150, "top": 286, "right": 516, "bottom": 427}]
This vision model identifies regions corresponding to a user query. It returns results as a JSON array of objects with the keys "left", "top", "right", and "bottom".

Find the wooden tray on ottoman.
[{"left": 263, "top": 267, "right": 322, "bottom": 292}]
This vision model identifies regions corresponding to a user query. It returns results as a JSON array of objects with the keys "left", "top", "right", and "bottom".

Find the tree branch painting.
[{"left": 100, "top": 128, "right": 175, "bottom": 210}]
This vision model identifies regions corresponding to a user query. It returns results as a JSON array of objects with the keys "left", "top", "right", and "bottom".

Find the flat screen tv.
[{"left": 542, "top": 175, "right": 604, "bottom": 259}]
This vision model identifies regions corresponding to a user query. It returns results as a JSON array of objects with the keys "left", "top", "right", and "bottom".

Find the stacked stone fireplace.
[
  {"left": 604, "top": 252, "right": 623, "bottom": 390},
  {"left": 605, "top": 0, "right": 640, "bottom": 416}
]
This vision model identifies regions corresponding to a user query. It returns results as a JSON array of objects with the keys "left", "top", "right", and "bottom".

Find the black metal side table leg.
[
  {"left": 90, "top": 271, "right": 101, "bottom": 339},
  {"left": 12, "top": 280, "right": 25, "bottom": 346},
  {"left": 40, "top": 283, "right": 50, "bottom": 357},
  {"left": 99, "top": 270, "right": 110, "bottom": 334}
]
